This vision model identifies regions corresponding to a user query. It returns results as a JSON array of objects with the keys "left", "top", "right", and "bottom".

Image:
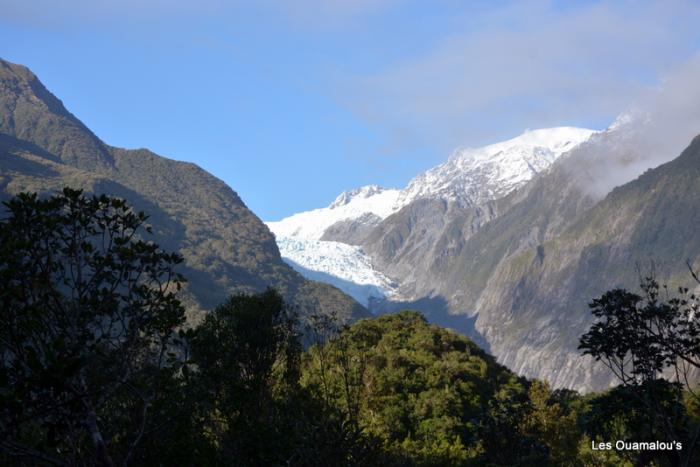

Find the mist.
[{"left": 564, "top": 55, "right": 700, "bottom": 199}]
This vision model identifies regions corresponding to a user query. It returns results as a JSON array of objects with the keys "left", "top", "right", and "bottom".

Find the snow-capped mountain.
[
  {"left": 396, "top": 127, "right": 596, "bottom": 207},
  {"left": 269, "top": 126, "right": 595, "bottom": 243},
  {"left": 266, "top": 127, "right": 596, "bottom": 308}
]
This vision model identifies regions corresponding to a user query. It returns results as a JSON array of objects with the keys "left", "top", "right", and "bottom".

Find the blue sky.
[{"left": 1, "top": 0, "right": 700, "bottom": 220}]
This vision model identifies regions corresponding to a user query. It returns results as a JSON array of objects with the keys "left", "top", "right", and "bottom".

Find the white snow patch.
[
  {"left": 397, "top": 127, "right": 597, "bottom": 207},
  {"left": 267, "top": 184, "right": 401, "bottom": 241}
]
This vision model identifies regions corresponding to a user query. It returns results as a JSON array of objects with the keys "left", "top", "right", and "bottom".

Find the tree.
[
  {"left": 478, "top": 383, "right": 549, "bottom": 466},
  {"left": 579, "top": 268, "right": 700, "bottom": 467},
  {"left": 0, "top": 188, "right": 187, "bottom": 466},
  {"left": 520, "top": 381, "right": 583, "bottom": 465},
  {"left": 189, "top": 288, "right": 302, "bottom": 466}
]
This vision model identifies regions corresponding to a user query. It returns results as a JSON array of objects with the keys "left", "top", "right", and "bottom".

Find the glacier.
[{"left": 275, "top": 236, "right": 399, "bottom": 307}]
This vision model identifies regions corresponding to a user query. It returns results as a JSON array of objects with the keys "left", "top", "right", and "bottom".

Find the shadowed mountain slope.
[{"left": 0, "top": 58, "right": 368, "bottom": 323}]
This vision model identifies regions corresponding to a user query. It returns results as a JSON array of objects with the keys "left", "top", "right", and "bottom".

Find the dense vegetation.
[{"left": 1, "top": 189, "right": 699, "bottom": 466}]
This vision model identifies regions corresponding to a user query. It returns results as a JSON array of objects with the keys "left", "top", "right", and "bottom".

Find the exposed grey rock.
[{"left": 320, "top": 212, "right": 382, "bottom": 244}]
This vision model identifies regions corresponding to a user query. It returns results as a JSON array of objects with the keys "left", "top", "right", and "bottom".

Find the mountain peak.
[
  {"left": 0, "top": 58, "right": 76, "bottom": 121},
  {"left": 267, "top": 126, "right": 597, "bottom": 312},
  {"left": 330, "top": 184, "right": 387, "bottom": 209},
  {"left": 270, "top": 127, "right": 596, "bottom": 243},
  {"left": 400, "top": 126, "right": 596, "bottom": 207},
  {"left": 0, "top": 58, "right": 112, "bottom": 170},
  {"left": 492, "top": 126, "right": 595, "bottom": 151},
  {"left": 450, "top": 127, "right": 596, "bottom": 163},
  {"left": 1, "top": 59, "right": 34, "bottom": 81}
]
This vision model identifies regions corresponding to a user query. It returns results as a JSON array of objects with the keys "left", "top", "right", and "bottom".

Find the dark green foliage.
[
  {"left": 189, "top": 289, "right": 302, "bottom": 466},
  {"left": 0, "top": 188, "right": 371, "bottom": 466},
  {"left": 582, "top": 383, "right": 688, "bottom": 466},
  {"left": 579, "top": 273, "right": 700, "bottom": 466},
  {"left": 0, "top": 188, "right": 187, "bottom": 466},
  {"left": 4, "top": 196, "right": 698, "bottom": 466},
  {"left": 146, "top": 289, "right": 379, "bottom": 467},
  {"left": 300, "top": 311, "right": 547, "bottom": 466},
  {"left": 478, "top": 382, "right": 558, "bottom": 467}
]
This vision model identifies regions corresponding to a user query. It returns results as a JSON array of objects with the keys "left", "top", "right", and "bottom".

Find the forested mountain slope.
[{"left": 0, "top": 58, "right": 367, "bottom": 322}]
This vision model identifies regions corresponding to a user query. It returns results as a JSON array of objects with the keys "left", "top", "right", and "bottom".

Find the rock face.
[
  {"left": 320, "top": 212, "right": 383, "bottom": 245},
  {"left": 0, "top": 58, "right": 368, "bottom": 323},
  {"left": 362, "top": 128, "right": 601, "bottom": 308},
  {"left": 362, "top": 128, "right": 596, "bottom": 297},
  {"left": 463, "top": 132, "right": 700, "bottom": 390}
]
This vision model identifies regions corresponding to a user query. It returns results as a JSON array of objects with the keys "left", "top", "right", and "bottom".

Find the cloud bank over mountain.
[{"left": 566, "top": 55, "right": 700, "bottom": 198}]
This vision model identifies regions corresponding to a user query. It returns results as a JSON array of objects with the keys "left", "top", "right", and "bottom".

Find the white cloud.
[{"left": 338, "top": 1, "right": 700, "bottom": 152}]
